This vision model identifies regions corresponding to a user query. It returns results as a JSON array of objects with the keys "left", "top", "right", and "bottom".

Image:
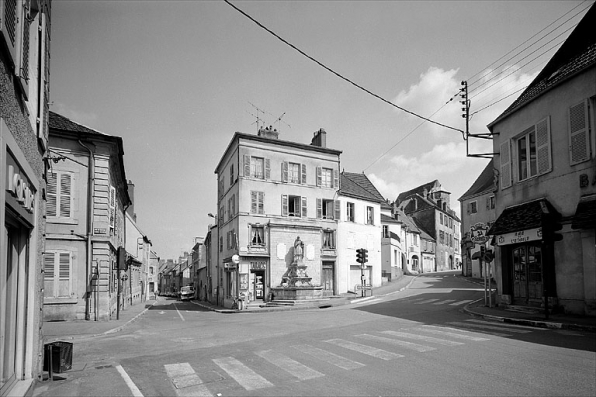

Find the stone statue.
[{"left": 293, "top": 237, "right": 304, "bottom": 262}]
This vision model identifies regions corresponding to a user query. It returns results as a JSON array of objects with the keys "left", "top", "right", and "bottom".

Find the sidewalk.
[{"left": 42, "top": 299, "right": 157, "bottom": 343}]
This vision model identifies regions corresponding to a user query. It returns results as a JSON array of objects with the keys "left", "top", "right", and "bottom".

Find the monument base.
[{"left": 270, "top": 286, "right": 324, "bottom": 300}]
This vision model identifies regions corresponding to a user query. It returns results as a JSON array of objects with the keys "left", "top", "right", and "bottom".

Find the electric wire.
[{"left": 224, "top": 0, "right": 463, "bottom": 134}]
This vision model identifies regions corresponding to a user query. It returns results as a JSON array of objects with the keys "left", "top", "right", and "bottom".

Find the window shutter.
[
  {"left": 0, "top": 0, "right": 18, "bottom": 64},
  {"left": 57, "top": 252, "right": 70, "bottom": 297},
  {"left": 334, "top": 200, "right": 341, "bottom": 221},
  {"left": 316, "top": 198, "right": 322, "bottom": 219},
  {"left": 59, "top": 174, "right": 72, "bottom": 218},
  {"left": 281, "top": 195, "right": 288, "bottom": 217},
  {"left": 301, "top": 196, "right": 307, "bottom": 218},
  {"left": 536, "top": 117, "right": 552, "bottom": 175},
  {"left": 486, "top": 198, "right": 490, "bottom": 210},
  {"left": 258, "top": 192, "right": 264, "bottom": 214},
  {"left": 109, "top": 185, "right": 115, "bottom": 208},
  {"left": 44, "top": 252, "right": 55, "bottom": 298},
  {"left": 265, "top": 158, "right": 270, "bottom": 180},
  {"left": 316, "top": 166, "right": 322, "bottom": 187},
  {"left": 333, "top": 170, "right": 339, "bottom": 189},
  {"left": 569, "top": 101, "right": 590, "bottom": 165},
  {"left": 243, "top": 155, "right": 250, "bottom": 177},
  {"left": 47, "top": 172, "right": 57, "bottom": 217},
  {"left": 18, "top": 15, "right": 30, "bottom": 99},
  {"left": 282, "top": 161, "right": 288, "bottom": 183},
  {"left": 301, "top": 164, "right": 307, "bottom": 184},
  {"left": 499, "top": 140, "right": 512, "bottom": 189},
  {"left": 251, "top": 191, "right": 257, "bottom": 213}
]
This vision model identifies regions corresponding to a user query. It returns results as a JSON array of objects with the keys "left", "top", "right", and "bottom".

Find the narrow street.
[{"left": 34, "top": 273, "right": 596, "bottom": 397}]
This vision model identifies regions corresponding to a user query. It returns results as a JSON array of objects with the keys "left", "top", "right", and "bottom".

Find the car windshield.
[{"left": 181, "top": 287, "right": 193, "bottom": 293}]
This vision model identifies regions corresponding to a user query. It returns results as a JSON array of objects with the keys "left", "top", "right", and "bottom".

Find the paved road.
[{"left": 34, "top": 273, "right": 596, "bottom": 396}]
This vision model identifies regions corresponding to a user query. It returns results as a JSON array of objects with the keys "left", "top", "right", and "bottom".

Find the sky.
[{"left": 50, "top": 0, "right": 592, "bottom": 260}]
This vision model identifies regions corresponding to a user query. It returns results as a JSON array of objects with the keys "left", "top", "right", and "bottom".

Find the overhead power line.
[{"left": 224, "top": 0, "right": 463, "bottom": 135}]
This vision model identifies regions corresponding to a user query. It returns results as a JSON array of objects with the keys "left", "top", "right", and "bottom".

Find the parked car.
[{"left": 179, "top": 286, "right": 194, "bottom": 301}]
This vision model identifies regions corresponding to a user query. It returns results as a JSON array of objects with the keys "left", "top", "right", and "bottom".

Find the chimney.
[
  {"left": 257, "top": 125, "right": 279, "bottom": 140},
  {"left": 127, "top": 180, "right": 136, "bottom": 221},
  {"left": 310, "top": 128, "right": 327, "bottom": 148}
]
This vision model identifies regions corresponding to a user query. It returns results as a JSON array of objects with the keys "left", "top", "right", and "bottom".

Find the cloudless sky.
[{"left": 50, "top": 0, "right": 591, "bottom": 260}]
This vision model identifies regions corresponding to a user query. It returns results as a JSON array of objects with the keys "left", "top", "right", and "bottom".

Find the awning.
[
  {"left": 487, "top": 198, "right": 559, "bottom": 236},
  {"left": 572, "top": 194, "right": 596, "bottom": 230}
]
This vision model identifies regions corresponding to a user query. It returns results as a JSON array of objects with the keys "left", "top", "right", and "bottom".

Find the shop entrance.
[
  {"left": 322, "top": 261, "right": 334, "bottom": 296},
  {"left": 512, "top": 244, "right": 543, "bottom": 305},
  {"left": 250, "top": 270, "right": 265, "bottom": 301}
]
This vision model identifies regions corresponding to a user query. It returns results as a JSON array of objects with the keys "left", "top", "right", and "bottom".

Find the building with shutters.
[
  {"left": 1, "top": 0, "right": 51, "bottom": 394},
  {"left": 486, "top": 4, "right": 596, "bottom": 316},
  {"left": 45, "top": 112, "right": 131, "bottom": 322},
  {"left": 213, "top": 127, "right": 341, "bottom": 307}
]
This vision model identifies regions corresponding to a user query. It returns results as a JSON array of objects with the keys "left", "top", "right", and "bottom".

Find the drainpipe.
[{"left": 78, "top": 140, "right": 94, "bottom": 321}]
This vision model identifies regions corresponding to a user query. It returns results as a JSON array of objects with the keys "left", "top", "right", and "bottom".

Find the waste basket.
[{"left": 44, "top": 341, "right": 73, "bottom": 373}]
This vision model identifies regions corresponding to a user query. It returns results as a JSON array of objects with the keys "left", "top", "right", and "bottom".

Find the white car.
[{"left": 179, "top": 286, "right": 194, "bottom": 301}]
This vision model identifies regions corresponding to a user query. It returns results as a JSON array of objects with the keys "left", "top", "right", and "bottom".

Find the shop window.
[
  {"left": 47, "top": 171, "right": 73, "bottom": 219},
  {"left": 44, "top": 251, "right": 73, "bottom": 299}
]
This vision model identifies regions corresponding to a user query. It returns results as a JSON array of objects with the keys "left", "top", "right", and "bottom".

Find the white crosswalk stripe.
[
  {"left": 415, "top": 298, "right": 441, "bottom": 304},
  {"left": 255, "top": 350, "right": 324, "bottom": 381},
  {"left": 355, "top": 334, "right": 436, "bottom": 352},
  {"left": 164, "top": 363, "right": 212, "bottom": 397},
  {"left": 449, "top": 300, "right": 474, "bottom": 306},
  {"left": 381, "top": 331, "right": 464, "bottom": 346},
  {"left": 325, "top": 339, "right": 403, "bottom": 360},
  {"left": 432, "top": 299, "right": 457, "bottom": 305},
  {"left": 213, "top": 357, "right": 274, "bottom": 391},
  {"left": 416, "top": 326, "right": 490, "bottom": 341},
  {"left": 447, "top": 321, "right": 531, "bottom": 334},
  {"left": 293, "top": 344, "right": 365, "bottom": 370},
  {"left": 465, "top": 319, "right": 548, "bottom": 331}
]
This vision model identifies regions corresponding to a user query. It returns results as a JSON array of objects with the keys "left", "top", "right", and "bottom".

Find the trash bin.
[{"left": 44, "top": 341, "right": 73, "bottom": 373}]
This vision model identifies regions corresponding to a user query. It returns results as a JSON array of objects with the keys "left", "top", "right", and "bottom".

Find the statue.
[{"left": 293, "top": 236, "right": 304, "bottom": 263}]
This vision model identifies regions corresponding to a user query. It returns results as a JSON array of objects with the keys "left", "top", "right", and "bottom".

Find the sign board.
[
  {"left": 496, "top": 228, "right": 541, "bottom": 246},
  {"left": 470, "top": 223, "right": 490, "bottom": 245},
  {"left": 356, "top": 285, "right": 372, "bottom": 290}
]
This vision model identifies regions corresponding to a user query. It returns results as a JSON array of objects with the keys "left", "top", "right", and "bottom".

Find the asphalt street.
[{"left": 34, "top": 273, "right": 596, "bottom": 396}]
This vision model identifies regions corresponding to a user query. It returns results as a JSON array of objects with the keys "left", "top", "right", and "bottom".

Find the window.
[
  {"left": 569, "top": 100, "right": 591, "bottom": 165},
  {"left": 1, "top": 0, "right": 32, "bottom": 98},
  {"left": 251, "top": 191, "right": 264, "bottom": 214},
  {"left": 439, "top": 230, "right": 445, "bottom": 245},
  {"left": 219, "top": 236, "right": 223, "bottom": 252},
  {"left": 44, "top": 251, "right": 73, "bottom": 299},
  {"left": 228, "top": 194, "right": 235, "bottom": 220},
  {"left": 316, "top": 167, "right": 338, "bottom": 188},
  {"left": 517, "top": 126, "right": 538, "bottom": 180},
  {"left": 468, "top": 201, "right": 477, "bottom": 214},
  {"left": 251, "top": 157, "right": 264, "bottom": 179},
  {"left": 47, "top": 171, "right": 73, "bottom": 219},
  {"left": 318, "top": 199, "right": 339, "bottom": 220},
  {"left": 322, "top": 230, "right": 335, "bottom": 249},
  {"left": 439, "top": 214, "right": 443, "bottom": 225},
  {"left": 250, "top": 225, "right": 265, "bottom": 246},
  {"left": 487, "top": 196, "right": 495, "bottom": 210},
  {"left": 289, "top": 162, "right": 300, "bottom": 183},
  {"left": 281, "top": 195, "right": 306, "bottom": 217},
  {"left": 230, "top": 164, "right": 235, "bottom": 185},
  {"left": 347, "top": 202, "right": 355, "bottom": 222},
  {"left": 227, "top": 230, "right": 237, "bottom": 249},
  {"left": 413, "top": 234, "right": 418, "bottom": 246},
  {"left": 382, "top": 225, "right": 389, "bottom": 238},
  {"left": 282, "top": 162, "right": 306, "bottom": 184},
  {"left": 366, "top": 206, "right": 374, "bottom": 225}
]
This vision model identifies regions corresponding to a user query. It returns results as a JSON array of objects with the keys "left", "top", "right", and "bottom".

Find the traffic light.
[
  {"left": 362, "top": 249, "right": 368, "bottom": 263},
  {"left": 356, "top": 248, "right": 363, "bottom": 263},
  {"left": 542, "top": 215, "right": 563, "bottom": 243},
  {"left": 118, "top": 246, "right": 127, "bottom": 271}
]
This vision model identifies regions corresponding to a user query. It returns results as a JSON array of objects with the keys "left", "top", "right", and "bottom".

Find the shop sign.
[
  {"left": 250, "top": 261, "right": 266, "bottom": 270},
  {"left": 470, "top": 222, "right": 490, "bottom": 245},
  {"left": 224, "top": 262, "right": 236, "bottom": 270},
  {"left": 6, "top": 164, "right": 35, "bottom": 213},
  {"left": 496, "top": 228, "right": 541, "bottom": 246}
]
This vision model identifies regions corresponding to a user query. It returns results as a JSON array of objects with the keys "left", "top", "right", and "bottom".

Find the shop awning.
[
  {"left": 572, "top": 194, "right": 596, "bottom": 230},
  {"left": 487, "top": 198, "right": 558, "bottom": 236}
]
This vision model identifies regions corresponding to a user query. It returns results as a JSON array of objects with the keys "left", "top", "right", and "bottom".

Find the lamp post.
[{"left": 208, "top": 213, "right": 219, "bottom": 306}]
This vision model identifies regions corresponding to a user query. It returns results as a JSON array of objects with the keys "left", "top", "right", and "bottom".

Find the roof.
[
  {"left": 396, "top": 180, "right": 440, "bottom": 203},
  {"left": 49, "top": 111, "right": 107, "bottom": 136},
  {"left": 459, "top": 159, "right": 495, "bottom": 201},
  {"left": 572, "top": 194, "right": 596, "bottom": 230},
  {"left": 339, "top": 172, "right": 386, "bottom": 203},
  {"left": 487, "top": 198, "right": 559, "bottom": 236},
  {"left": 489, "top": 4, "right": 596, "bottom": 127}
]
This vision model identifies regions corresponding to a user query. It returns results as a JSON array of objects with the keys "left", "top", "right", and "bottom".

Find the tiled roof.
[
  {"left": 459, "top": 159, "right": 495, "bottom": 201},
  {"left": 487, "top": 199, "right": 558, "bottom": 236},
  {"left": 49, "top": 111, "right": 106, "bottom": 136},
  {"left": 490, "top": 4, "right": 596, "bottom": 125},
  {"left": 339, "top": 172, "right": 386, "bottom": 203},
  {"left": 572, "top": 194, "right": 596, "bottom": 230},
  {"left": 396, "top": 180, "right": 439, "bottom": 203}
]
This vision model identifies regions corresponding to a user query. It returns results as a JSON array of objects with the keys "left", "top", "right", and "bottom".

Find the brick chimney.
[
  {"left": 310, "top": 128, "right": 326, "bottom": 148},
  {"left": 257, "top": 125, "right": 279, "bottom": 139}
]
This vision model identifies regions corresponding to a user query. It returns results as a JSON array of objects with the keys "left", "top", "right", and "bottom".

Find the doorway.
[
  {"left": 512, "top": 244, "right": 543, "bottom": 305},
  {"left": 322, "top": 261, "right": 334, "bottom": 296},
  {"left": 250, "top": 270, "right": 265, "bottom": 301}
]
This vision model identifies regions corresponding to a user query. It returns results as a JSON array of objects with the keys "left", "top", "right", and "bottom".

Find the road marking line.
[
  {"left": 213, "top": 357, "right": 273, "bottom": 391},
  {"left": 416, "top": 326, "right": 490, "bottom": 341},
  {"left": 355, "top": 334, "right": 436, "bottom": 352},
  {"left": 325, "top": 339, "right": 403, "bottom": 360},
  {"left": 164, "top": 363, "right": 212, "bottom": 397},
  {"left": 465, "top": 319, "right": 548, "bottom": 331},
  {"left": 446, "top": 322, "right": 520, "bottom": 336},
  {"left": 116, "top": 365, "right": 144, "bottom": 397},
  {"left": 414, "top": 299, "right": 440, "bottom": 304},
  {"left": 173, "top": 304, "right": 185, "bottom": 321},
  {"left": 292, "top": 344, "right": 365, "bottom": 370},
  {"left": 381, "top": 331, "right": 464, "bottom": 346},
  {"left": 449, "top": 321, "right": 531, "bottom": 333},
  {"left": 255, "top": 350, "right": 324, "bottom": 380},
  {"left": 432, "top": 300, "right": 457, "bottom": 305},
  {"left": 355, "top": 298, "right": 381, "bottom": 305},
  {"left": 449, "top": 300, "right": 474, "bottom": 306}
]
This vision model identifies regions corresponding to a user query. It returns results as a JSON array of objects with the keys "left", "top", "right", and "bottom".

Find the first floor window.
[
  {"left": 517, "top": 126, "right": 538, "bottom": 180},
  {"left": 347, "top": 202, "right": 355, "bottom": 222},
  {"left": 323, "top": 230, "right": 335, "bottom": 249},
  {"left": 250, "top": 225, "right": 265, "bottom": 246},
  {"left": 288, "top": 195, "right": 301, "bottom": 217},
  {"left": 44, "top": 251, "right": 73, "bottom": 299},
  {"left": 251, "top": 191, "right": 264, "bottom": 214},
  {"left": 382, "top": 225, "right": 389, "bottom": 238},
  {"left": 366, "top": 206, "right": 374, "bottom": 225},
  {"left": 47, "top": 171, "right": 73, "bottom": 219}
]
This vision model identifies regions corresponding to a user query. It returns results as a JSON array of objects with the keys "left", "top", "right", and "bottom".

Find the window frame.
[
  {"left": 47, "top": 170, "right": 74, "bottom": 221},
  {"left": 346, "top": 202, "right": 355, "bottom": 222},
  {"left": 249, "top": 225, "right": 265, "bottom": 247},
  {"left": 44, "top": 250, "right": 75, "bottom": 301},
  {"left": 251, "top": 191, "right": 265, "bottom": 215},
  {"left": 366, "top": 206, "right": 374, "bottom": 225},
  {"left": 322, "top": 229, "right": 336, "bottom": 249}
]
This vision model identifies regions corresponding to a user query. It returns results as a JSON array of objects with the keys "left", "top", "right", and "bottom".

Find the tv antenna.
[
  {"left": 274, "top": 112, "right": 291, "bottom": 130},
  {"left": 248, "top": 101, "right": 266, "bottom": 130}
]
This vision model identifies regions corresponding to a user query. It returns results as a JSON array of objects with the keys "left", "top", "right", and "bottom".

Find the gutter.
[{"left": 78, "top": 140, "right": 94, "bottom": 321}]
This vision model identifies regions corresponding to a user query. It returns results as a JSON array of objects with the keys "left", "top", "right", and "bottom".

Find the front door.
[
  {"left": 322, "top": 262, "right": 334, "bottom": 296},
  {"left": 512, "top": 244, "right": 543, "bottom": 305},
  {"left": 252, "top": 271, "right": 265, "bottom": 301}
]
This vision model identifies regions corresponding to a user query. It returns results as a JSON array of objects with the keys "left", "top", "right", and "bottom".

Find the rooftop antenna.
[
  {"left": 248, "top": 101, "right": 266, "bottom": 131},
  {"left": 274, "top": 112, "right": 291, "bottom": 131}
]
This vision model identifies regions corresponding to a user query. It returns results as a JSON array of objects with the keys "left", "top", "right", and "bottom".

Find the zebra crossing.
[
  {"left": 161, "top": 319, "right": 548, "bottom": 396},
  {"left": 409, "top": 297, "right": 475, "bottom": 306}
]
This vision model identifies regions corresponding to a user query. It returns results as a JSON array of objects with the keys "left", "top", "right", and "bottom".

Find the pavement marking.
[
  {"left": 414, "top": 298, "right": 441, "bottom": 304},
  {"left": 255, "top": 350, "right": 324, "bottom": 380},
  {"left": 292, "top": 344, "right": 365, "bottom": 370},
  {"left": 173, "top": 304, "right": 185, "bottom": 321},
  {"left": 449, "top": 300, "right": 474, "bottom": 306},
  {"left": 416, "top": 326, "right": 490, "bottom": 341},
  {"left": 465, "top": 319, "right": 548, "bottom": 331},
  {"left": 446, "top": 321, "right": 528, "bottom": 335},
  {"left": 164, "top": 363, "right": 212, "bottom": 397},
  {"left": 432, "top": 300, "right": 457, "bottom": 305},
  {"left": 116, "top": 365, "right": 144, "bottom": 397},
  {"left": 355, "top": 298, "right": 381, "bottom": 305},
  {"left": 355, "top": 334, "right": 436, "bottom": 352},
  {"left": 325, "top": 339, "right": 403, "bottom": 360},
  {"left": 213, "top": 357, "right": 274, "bottom": 391},
  {"left": 381, "top": 331, "right": 464, "bottom": 346}
]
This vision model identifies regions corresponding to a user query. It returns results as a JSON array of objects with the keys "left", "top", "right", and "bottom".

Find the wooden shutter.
[
  {"left": 282, "top": 161, "right": 288, "bottom": 183},
  {"left": 44, "top": 252, "right": 55, "bottom": 297},
  {"left": 265, "top": 158, "right": 270, "bottom": 180},
  {"left": 58, "top": 252, "right": 70, "bottom": 297},
  {"left": 18, "top": 14, "right": 30, "bottom": 99},
  {"left": 334, "top": 200, "right": 341, "bottom": 221},
  {"left": 333, "top": 169, "right": 339, "bottom": 189},
  {"left": 281, "top": 195, "right": 288, "bottom": 216},
  {"left": 536, "top": 117, "right": 552, "bottom": 175},
  {"left": 0, "top": 0, "right": 18, "bottom": 64},
  {"left": 258, "top": 192, "right": 264, "bottom": 214},
  {"left": 243, "top": 155, "right": 250, "bottom": 177},
  {"left": 316, "top": 198, "right": 322, "bottom": 219},
  {"left": 569, "top": 101, "right": 590, "bottom": 165},
  {"left": 47, "top": 172, "right": 57, "bottom": 216},
  {"left": 316, "top": 166, "right": 322, "bottom": 187},
  {"left": 251, "top": 191, "right": 257, "bottom": 213},
  {"left": 301, "top": 164, "right": 307, "bottom": 184},
  {"left": 59, "top": 174, "right": 72, "bottom": 218},
  {"left": 499, "top": 140, "right": 512, "bottom": 189},
  {"left": 301, "top": 196, "right": 307, "bottom": 218}
]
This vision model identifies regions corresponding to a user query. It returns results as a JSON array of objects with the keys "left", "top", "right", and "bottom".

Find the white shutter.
[
  {"left": 44, "top": 252, "right": 55, "bottom": 298},
  {"left": 59, "top": 174, "right": 72, "bottom": 218},
  {"left": 536, "top": 117, "right": 552, "bottom": 175},
  {"left": 282, "top": 161, "right": 288, "bottom": 183},
  {"left": 0, "top": 0, "right": 18, "bottom": 67},
  {"left": 569, "top": 100, "right": 590, "bottom": 165},
  {"left": 47, "top": 172, "right": 57, "bottom": 217},
  {"left": 301, "top": 164, "right": 307, "bottom": 184},
  {"left": 281, "top": 195, "right": 288, "bottom": 217},
  {"left": 500, "top": 140, "right": 512, "bottom": 189},
  {"left": 316, "top": 166, "right": 322, "bottom": 187}
]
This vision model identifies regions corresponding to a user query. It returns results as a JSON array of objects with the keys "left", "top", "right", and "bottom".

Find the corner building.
[{"left": 214, "top": 127, "right": 341, "bottom": 307}]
